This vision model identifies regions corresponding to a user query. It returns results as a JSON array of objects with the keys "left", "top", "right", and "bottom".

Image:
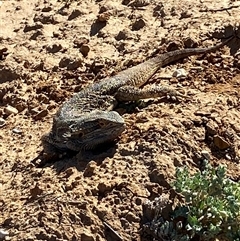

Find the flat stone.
[
  {"left": 201, "top": 150, "right": 211, "bottom": 160},
  {"left": 33, "top": 109, "right": 48, "bottom": 120},
  {"left": 4, "top": 105, "right": 18, "bottom": 115},
  {"left": 172, "top": 68, "right": 188, "bottom": 78},
  {"left": 12, "top": 127, "right": 22, "bottom": 134},
  {"left": 213, "top": 135, "right": 230, "bottom": 150}
]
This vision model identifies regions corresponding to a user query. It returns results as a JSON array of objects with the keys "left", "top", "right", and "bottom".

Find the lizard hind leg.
[{"left": 115, "top": 85, "right": 186, "bottom": 102}]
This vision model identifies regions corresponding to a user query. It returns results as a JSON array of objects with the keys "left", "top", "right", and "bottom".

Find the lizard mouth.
[
  {"left": 82, "top": 123, "right": 125, "bottom": 149},
  {"left": 68, "top": 123, "right": 126, "bottom": 151}
]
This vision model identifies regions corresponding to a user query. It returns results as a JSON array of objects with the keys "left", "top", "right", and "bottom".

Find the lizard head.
[{"left": 42, "top": 110, "right": 125, "bottom": 153}]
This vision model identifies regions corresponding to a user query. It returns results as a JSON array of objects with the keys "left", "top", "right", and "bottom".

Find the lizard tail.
[{"left": 156, "top": 35, "right": 234, "bottom": 67}]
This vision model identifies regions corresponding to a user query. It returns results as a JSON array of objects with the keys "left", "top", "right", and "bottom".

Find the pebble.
[
  {"left": 33, "top": 109, "right": 48, "bottom": 120},
  {"left": 183, "top": 37, "right": 198, "bottom": 48},
  {"left": 42, "top": 6, "right": 52, "bottom": 12},
  {"left": 4, "top": 105, "right": 18, "bottom": 115},
  {"left": 172, "top": 68, "right": 188, "bottom": 78},
  {"left": 97, "top": 12, "right": 111, "bottom": 22},
  {"left": 190, "top": 66, "right": 203, "bottom": 71},
  {"left": 115, "top": 30, "right": 129, "bottom": 41},
  {"left": 213, "top": 135, "right": 230, "bottom": 150},
  {"left": 73, "top": 37, "right": 89, "bottom": 48},
  {"left": 131, "top": 18, "right": 146, "bottom": 31},
  {"left": 180, "top": 10, "right": 192, "bottom": 19},
  {"left": 81, "top": 231, "right": 94, "bottom": 241},
  {"left": 201, "top": 150, "right": 211, "bottom": 160},
  {"left": 83, "top": 161, "right": 96, "bottom": 177},
  {"left": 0, "top": 118, "right": 6, "bottom": 127},
  {"left": 97, "top": 182, "right": 112, "bottom": 193},
  {"left": 225, "top": 154, "right": 232, "bottom": 161},
  {"left": 30, "top": 183, "right": 43, "bottom": 198},
  {"left": 125, "top": 211, "right": 140, "bottom": 222},
  {"left": 23, "top": 23, "right": 43, "bottom": 32},
  {"left": 80, "top": 44, "right": 90, "bottom": 57},
  {"left": 128, "top": 0, "right": 150, "bottom": 7},
  {"left": 59, "top": 57, "right": 82, "bottom": 70},
  {"left": 33, "top": 13, "right": 56, "bottom": 24},
  {"left": 68, "top": 9, "right": 82, "bottom": 21},
  {"left": 0, "top": 228, "right": 9, "bottom": 240},
  {"left": 12, "top": 127, "right": 22, "bottom": 134},
  {"left": 46, "top": 43, "right": 62, "bottom": 53}
]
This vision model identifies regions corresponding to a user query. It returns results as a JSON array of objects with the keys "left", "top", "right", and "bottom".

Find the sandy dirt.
[{"left": 0, "top": 0, "right": 240, "bottom": 240}]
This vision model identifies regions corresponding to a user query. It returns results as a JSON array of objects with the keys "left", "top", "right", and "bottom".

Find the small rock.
[
  {"left": 4, "top": 105, "right": 18, "bottom": 115},
  {"left": 172, "top": 68, "right": 188, "bottom": 78},
  {"left": 135, "top": 197, "right": 142, "bottom": 205},
  {"left": 182, "top": 119, "right": 193, "bottom": 129},
  {"left": 225, "top": 154, "right": 232, "bottom": 160},
  {"left": 201, "top": 150, "right": 211, "bottom": 160},
  {"left": 30, "top": 183, "right": 43, "bottom": 198},
  {"left": 97, "top": 12, "right": 111, "bottom": 22},
  {"left": 97, "top": 182, "right": 112, "bottom": 194},
  {"left": 83, "top": 161, "right": 96, "bottom": 177},
  {"left": 153, "top": 3, "right": 166, "bottom": 18},
  {"left": 122, "top": 0, "right": 131, "bottom": 5},
  {"left": 213, "top": 135, "right": 230, "bottom": 150},
  {"left": 206, "top": 120, "right": 218, "bottom": 135},
  {"left": 81, "top": 232, "right": 94, "bottom": 241},
  {"left": 166, "top": 41, "right": 181, "bottom": 52},
  {"left": 183, "top": 37, "right": 198, "bottom": 48},
  {"left": 180, "top": 10, "right": 192, "bottom": 19},
  {"left": 12, "top": 127, "right": 22, "bottom": 134},
  {"left": 194, "top": 60, "right": 204, "bottom": 66},
  {"left": 33, "top": 109, "right": 48, "bottom": 120},
  {"left": 0, "top": 118, "right": 6, "bottom": 127},
  {"left": 124, "top": 211, "right": 140, "bottom": 222},
  {"left": 0, "top": 228, "right": 9, "bottom": 240},
  {"left": 59, "top": 57, "right": 82, "bottom": 70},
  {"left": 33, "top": 13, "right": 57, "bottom": 24},
  {"left": 158, "top": 73, "right": 172, "bottom": 79},
  {"left": 131, "top": 18, "right": 146, "bottom": 31},
  {"left": 194, "top": 110, "right": 211, "bottom": 117},
  {"left": 120, "top": 217, "right": 130, "bottom": 228},
  {"left": 80, "top": 44, "right": 90, "bottom": 57},
  {"left": 30, "top": 30, "right": 43, "bottom": 40},
  {"left": 190, "top": 66, "right": 203, "bottom": 71},
  {"left": 68, "top": 9, "right": 82, "bottom": 20},
  {"left": 23, "top": 23, "right": 43, "bottom": 32},
  {"left": 115, "top": 30, "right": 129, "bottom": 41},
  {"left": 73, "top": 37, "right": 89, "bottom": 48},
  {"left": 128, "top": 0, "right": 150, "bottom": 7},
  {"left": 0, "top": 47, "right": 9, "bottom": 60},
  {"left": 42, "top": 6, "right": 52, "bottom": 12},
  {"left": 46, "top": 43, "right": 62, "bottom": 53}
]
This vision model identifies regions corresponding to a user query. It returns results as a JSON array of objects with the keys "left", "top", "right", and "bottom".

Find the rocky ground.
[{"left": 0, "top": 0, "right": 240, "bottom": 240}]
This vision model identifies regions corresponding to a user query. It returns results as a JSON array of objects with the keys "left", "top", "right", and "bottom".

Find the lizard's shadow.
[
  {"left": 33, "top": 98, "right": 177, "bottom": 172},
  {"left": 34, "top": 141, "right": 118, "bottom": 173}
]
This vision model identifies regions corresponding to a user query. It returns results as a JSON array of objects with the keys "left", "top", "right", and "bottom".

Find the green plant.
[
  {"left": 143, "top": 164, "right": 240, "bottom": 241},
  {"left": 172, "top": 164, "right": 240, "bottom": 240}
]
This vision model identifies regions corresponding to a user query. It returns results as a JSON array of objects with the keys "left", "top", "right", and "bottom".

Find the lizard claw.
[{"left": 167, "top": 88, "right": 187, "bottom": 101}]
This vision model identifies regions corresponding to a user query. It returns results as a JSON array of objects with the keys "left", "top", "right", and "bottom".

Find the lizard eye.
[
  {"left": 77, "top": 132, "right": 84, "bottom": 138},
  {"left": 98, "top": 120, "right": 106, "bottom": 127},
  {"left": 71, "top": 130, "right": 84, "bottom": 138}
]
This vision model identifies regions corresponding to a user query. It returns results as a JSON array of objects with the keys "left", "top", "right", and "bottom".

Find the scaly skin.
[{"left": 42, "top": 36, "right": 233, "bottom": 153}]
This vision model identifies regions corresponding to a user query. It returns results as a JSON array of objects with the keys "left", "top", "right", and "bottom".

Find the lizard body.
[{"left": 42, "top": 37, "right": 233, "bottom": 153}]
